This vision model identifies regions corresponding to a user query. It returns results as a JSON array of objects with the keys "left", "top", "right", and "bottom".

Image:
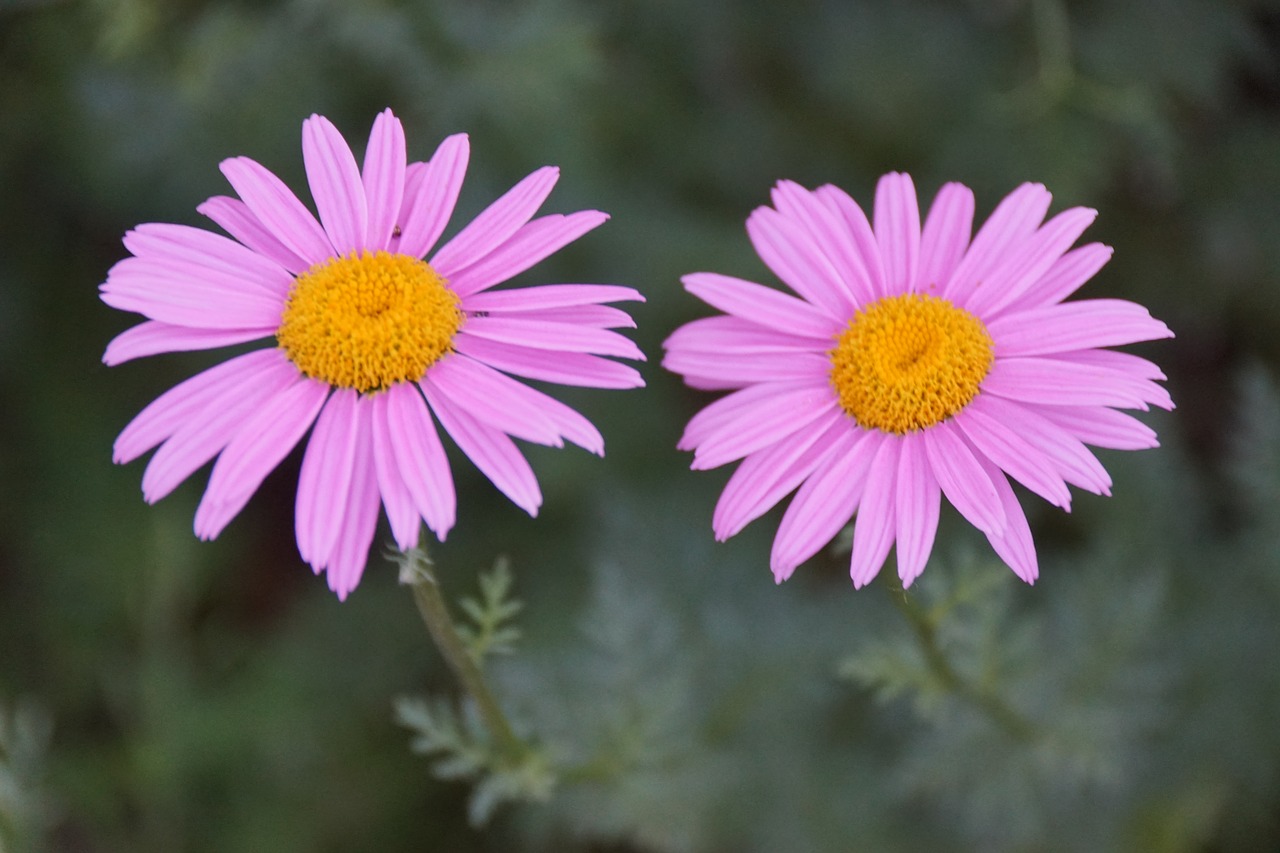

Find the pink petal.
[
  {"left": 122, "top": 222, "right": 292, "bottom": 296},
  {"left": 220, "top": 156, "right": 334, "bottom": 265},
  {"left": 101, "top": 256, "right": 285, "bottom": 329},
  {"left": 113, "top": 349, "right": 284, "bottom": 464},
  {"left": 452, "top": 335, "right": 644, "bottom": 389},
  {"left": 193, "top": 376, "right": 329, "bottom": 540},
  {"left": 873, "top": 172, "right": 921, "bottom": 295},
  {"left": 423, "top": 384, "right": 542, "bottom": 516},
  {"left": 138, "top": 352, "right": 299, "bottom": 503},
  {"left": 894, "top": 438, "right": 941, "bottom": 587},
  {"left": 953, "top": 396, "right": 1072, "bottom": 509},
  {"left": 769, "top": 181, "right": 867, "bottom": 311},
  {"left": 459, "top": 317, "right": 645, "bottom": 361},
  {"left": 917, "top": 182, "right": 974, "bottom": 294},
  {"left": 444, "top": 211, "right": 609, "bottom": 297},
  {"left": 463, "top": 284, "right": 645, "bottom": 313},
  {"left": 499, "top": 304, "right": 635, "bottom": 329},
  {"left": 197, "top": 195, "right": 310, "bottom": 274},
  {"left": 394, "top": 133, "right": 469, "bottom": 259},
  {"left": 103, "top": 321, "right": 274, "bottom": 366},
  {"left": 430, "top": 166, "right": 559, "bottom": 275},
  {"left": 850, "top": 435, "right": 901, "bottom": 588},
  {"left": 769, "top": 429, "right": 880, "bottom": 582},
  {"left": 1051, "top": 348, "right": 1168, "bottom": 381},
  {"left": 814, "top": 184, "right": 887, "bottom": 300},
  {"left": 941, "top": 182, "right": 1051, "bottom": 306},
  {"left": 295, "top": 389, "right": 361, "bottom": 569},
  {"left": 1000, "top": 243, "right": 1113, "bottom": 313},
  {"left": 681, "top": 272, "right": 840, "bottom": 339},
  {"left": 690, "top": 385, "right": 837, "bottom": 471},
  {"left": 920, "top": 420, "right": 1006, "bottom": 535},
  {"left": 975, "top": 395, "right": 1112, "bottom": 496},
  {"left": 979, "top": 457, "right": 1038, "bottom": 583},
  {"left": 964, "top": 207, "right": 1098, "bottom": 318},
  {"left": 745, "top": 206, "right": 853, "bottom": 320},
  {"left": 989, "top": 299, "right": 1174, "bottom": 357},
  {"left": 421, "top": 355, "right": 566, "bottom": 448},
  {"left": 361, "top": 108, "right": 407, "bottom": 252},
  {"left": 323, "top": 403, "right": 382, "bottom": 600},
  {"left": 662, "top": 346, "right": 830, "bottom": 389},
  {"left": 982, "top": 356, "right": 1171, "bottom": 411},
  {"left": 712, "top": 408, "right": 848, "bottom": 540},
  {"left": 381, "top": 382, "right": 456, "bottom": 541},
  {"left": 1030, "top": 404, "right": 1159, "bottom": 451},
  {"left": 302, "top": 113, "right": 369, "bottom": 254}
]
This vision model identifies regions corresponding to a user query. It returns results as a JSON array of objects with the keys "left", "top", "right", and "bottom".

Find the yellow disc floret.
[
  {"left": 277, "top": 250, "right": 463, "bottom": 393},
  {"left": 829, "top": 293, "right": 994, "bottom": 434}
]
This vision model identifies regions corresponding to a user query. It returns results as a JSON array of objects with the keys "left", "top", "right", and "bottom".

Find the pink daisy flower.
[
  {"left": 663, "top": 174, "right": 1173, "bottom": 588},
  {"left": 103, "top": 109, "right": 644, "bottom": 599}
]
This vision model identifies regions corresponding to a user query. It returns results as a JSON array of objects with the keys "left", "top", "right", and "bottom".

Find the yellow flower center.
[
  {"left": 829, "top": 294, "right": 994, "bottom": 434},
  {"left": 276, "top": 250, "right": 463, "bottom": 393}
]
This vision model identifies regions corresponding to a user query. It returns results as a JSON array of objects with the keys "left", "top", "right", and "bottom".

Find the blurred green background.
[{"left": 3, "top": 0, "right": 1280, "bottom": 850}]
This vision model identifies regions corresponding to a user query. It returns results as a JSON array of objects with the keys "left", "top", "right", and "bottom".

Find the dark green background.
[{"left": 3, "top": 0, "right": 1280, "bottom": 850}]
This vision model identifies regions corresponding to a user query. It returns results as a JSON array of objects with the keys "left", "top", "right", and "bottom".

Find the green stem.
[
  {"left": 400, "top": 547, "right": 526, "bottom": 761},
  {"left": 889, "top": 589, "right": 1037, "bottom": 742}
]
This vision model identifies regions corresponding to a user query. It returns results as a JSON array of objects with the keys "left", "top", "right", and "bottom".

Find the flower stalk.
[{"left": 399, "top": 546, "right": 527, "bottom": 762}]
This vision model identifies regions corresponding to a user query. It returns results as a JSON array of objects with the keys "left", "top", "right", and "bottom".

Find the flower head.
[
  {"left": 103, "top": 109, "right": 644, "bottom": 598},
  {"left": 663, "top": 174, "right": 1172, "bottom": 587}
]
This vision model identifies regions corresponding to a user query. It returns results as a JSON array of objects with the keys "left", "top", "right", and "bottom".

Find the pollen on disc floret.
[
  {"left": 829, "top": 293, "right": 995, "bottom": 434},
  {"left": 277, "top": 250, "right": 464, "bottom": 393}
]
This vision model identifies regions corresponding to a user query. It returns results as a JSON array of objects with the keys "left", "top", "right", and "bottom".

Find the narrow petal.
[
  {"left": 463, "top": 284, "right": 645, "bottom": 314},
  {"left": 430, "top": 166, "right": 559, "bottom": 275},
  {"left": 894, "top": 438, "right": 941, "bottom": 587},
  {"left": 979, "top": 458, "right": 1039, "bottom": 583},
  {"left": 850, "top": 435, "right": 901, "bottom": 588},
  {"left": 769, "top": 181, "right": 866, "bottom": 311},
  {"left": 921, "top": 420, "right": 1006, "bottom": 535},
  {"left": 663, "top": 347, "right": 830, "bottom": 389},
  {"left": 975, "top": 395, "right": 1112, "bottom": 496},
  {"left": 941, "top": 182, "right": 1051, "bottom": 306},
  {"left": 444, "top": 211, "right": 609, "bottom": 297},
  {"left": 770, "top": 429, "right": 880, "bottom": 582},
  {"left": 459, "top": 317, "right": 645, "bottom": 361},
  {"left": 745, "top": 206, "right": 853, "bottom": 320},
  {"left": 953, "top": 397, "right": 1073, "bottom": 509},
  {"left": 873, "top": 172, "right": 921, "bottom": 295},
  {"left": 138, "top": 353, "right": 299, "bottom": 503},
  {"left": 362, "top": 108, "right": 407, "bottom": 251},
  {"left": 452, "top": 335, "right": 644, "bottom": 389},
  {"left": 103, "top": 321, "right": 273, "bottom": 366},
  {"left": 197, "top": 195, "right": 310, "bottom": 274},
  {"left": 382, "top": 382, "right": 456, "bottom": 541},
  {"left": 679, "top": 381, "right": 810, "bottom": 450},
  {"left": 122, "top": 223, "right": 292, "bottom": 296},
  {"left": 814, "top": 184, "right": 887, "bottom": 300},
  {"left": 1000, "top": 243, "right": 1113, "bottom": 312},
  {"left": 500, "top": 304, "right": 635, "bottom": 329},
  {"left": 964, "top": 207, "right": 1098, "bottom": 318},
  {"left": 1051, "top": 348, "right": 1168, "bottom": 381},
  {"left": 302, "top": 113, "right": 369, "bottom": 253},
  {"left": 423, "top": 385, "right": 542, "bottom": 516},
  {"left": 193, "top": 376, "right": 329, "bottom": 539},
  {"left": 1031, "top": 404, "right": 1159, "bottom": 451},
  {"left": 689, "top": 385, "right": 837, "bottom": 470},
  {"left": 712, "top": 408, "right": 848, "bottom": 540},
  {"left": 422, "top": 355, "right": 565, "bottom": 448},
  {"left": 219, "top": 156, "right": 334, "bottom": 265},
  {"left": 295, "top": 389, "right": 360, "bottom": 569},
  {"left": 982, "top": 356, "right": 1172, "bottom": 411},
  {"left": 395, "top": 133, "right": 470, "bottom": 259},
  {"left": 917, "top": 182, "right": 974, "bottom": 293},
  {"left": 681, "top": 272, "right": 840, "bottom": 339},
  {"left": 989, "top": 299, "right": 1175, "bottom": 357},
  {"left": 101, "top": 256, "right": 285, "bottom": 329},
  {"left": 323, "top": 402, "right": 381, "bottom": 600},
  {"left": 113, "top": 349, "right": 283, "bottom": 464}
]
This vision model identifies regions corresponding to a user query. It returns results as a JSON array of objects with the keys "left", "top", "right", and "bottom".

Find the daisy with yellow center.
[
  {"left": 102, "top": 109, "right": 645, "bottom": 599},
  {"left": 664, "top": 173, "right": 1173, "bottom": 588}
]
